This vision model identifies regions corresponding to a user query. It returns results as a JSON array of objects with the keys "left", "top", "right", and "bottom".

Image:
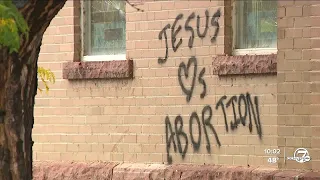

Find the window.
[
  {"left": 82, "top": 0, "right": 126, "bottom": 61},
  {"left": 233, "top": 0, "right": 277, "bottom": 55}
]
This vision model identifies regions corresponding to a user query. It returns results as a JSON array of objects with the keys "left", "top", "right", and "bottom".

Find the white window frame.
[
  {"left": 80, "top": 0, "right": 126, "bottom": 62},
  {"left": 232, "top": 0, "right": 277, "bottom": 56}
]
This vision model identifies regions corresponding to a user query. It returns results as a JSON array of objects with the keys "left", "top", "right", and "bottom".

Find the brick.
[
  {"left": 285, "top": 94, "right": 302, "bottom": 104},
  {"left": 311, "top": 82, "right": 320, "bottom": 92},
  {"left": 285, "top": 72, "right": 302, "bottom": 82},
  {"left": 310, "top": 72, "right": 320, "bottom": 82},
  {"left": 294, "top": 105, "right": 310, "bottom": 115},
  {"left": 190, "top": 1, "right": 213, "bottom": 8},
  {"left": 67, "top": 144, "right": 78, "bottom": 152},
  {"left": 148, "top": 2, "right": 162, "bottom": 11},
  {"left": 135, "top": 22, "right": 148, "bottom": 31},
  {"left": 195, "top": 46, "right": 210, "bottom": 56},
  {"left": 294, "top": 127, "right": 309, "bottom": 137},
  {"left": 161, "top": 1, "right": 174, "bottom": 10},
  {"left": 294, "top": 38, "right": 311, "bottom": 49},
  {"left": 78, "top": 144, "right": 91, "bottom": 152},
  {"left": 311, "top": 39, "right": 320, "bottom": 48},
  {"left": 294, "top": 61, "right": 311, "bottom": 71},
  {"left": 295, "top": 1, "right": 319, "bottom": 5},
  {"left": 303, "top": 28, "right": 311, "bottom": 38},
  {"left": 127, "top": 22, "right": 136, "bottom": 32},
  {"left": 123, "top": 135, "right": 137, "bottom": 143},
  {"left": 285, "top": 28, "right": 303, "bottom": 38},
  {"left": 311, "top": 28, "right": 320, "bottom": 37},
  {"left": 310, "top": 5, "right": 320, "bottom": 16},
  {"left": 278, "top": 104, "right": 294, "bottom": 115},
  {"left": 286, "top": 6, "right": 303, "bottom": 17},
  {"left": 57, "top": 26, "right": 74, "bottom": 34},
  {"left": 128, "top": 32, "right": 142, "bottom": 40},
  {"left": 86, "top": 153, "right": 99, "bottom": 161},
  {"left": 140, "top": 12, "right": 148, "bottom": 21},
  {"left": 127, "top": 13, "right": 142, "bottom": 22},
  {"left": 302, "top": 138, "right": 312, "bottom": 147},
  {"left": 311, "top": 105, "right": 320, "bottom": 115},
  {"left": 277, "top": 59, "right": 294, "bottom": 71},
  {"left": 311, "top": 139, "right": 320, "bottom": 148},
  {"left": 218, "top": 156, "right": 233, "bottom": 165},
  {"left": 278, "top": 38, "right": 294, "bottom": 49},
  {"left": 154, "top": 11, "right": 169, "bottom": 20},
  {"left": 174, "top": 2, "right": 189, "bottom": 9},
  {"left": 111, "top": 153, "right": 124, "bottom": 161},
  {"left": 123, "top": 153, "right": 137, "bottom": 162},
  {"left": 73, "top": 152, "right": 87, "bottom": 161},
  {"left": 41, "top": 45, "right": 61, "bottom": 53},
  {"left": 37, "top": 152, "right": 61, "bottom": 161},
  {"left": 311, "top": 17, "right": 320, "bottom": 27},
  {"left": 278, "top": 18, "right": 294, "bottom": 28},
  {"left": 294, "top": 83, "right": 311, "bottom": 93},
  {"left": 225, "top": 146, "right": 240, "bottom": 155},
  {"left": 278, "top": 1, "right": 294, "bottom": 6},
  {"left": 278, "top": 127, "right": 294, "bottom": 136},
  {"left": 278, "top": 84, "right": 294, "bottom": 93},
  {"left": 60, "top": 152, "right": 77, "bottom": 161}
]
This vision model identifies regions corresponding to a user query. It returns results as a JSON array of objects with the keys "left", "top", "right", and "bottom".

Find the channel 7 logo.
[{"left": 287, "top": 148, "right": 311, "bottom": 163}]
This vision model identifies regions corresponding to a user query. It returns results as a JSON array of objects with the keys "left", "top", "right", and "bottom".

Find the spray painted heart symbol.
[{"left": 178, "top": 56, "right": 197, "bottom": 103}]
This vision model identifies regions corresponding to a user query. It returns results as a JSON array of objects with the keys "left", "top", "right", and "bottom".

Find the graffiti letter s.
[{"left": 211, "top": 9, "right": 221, "bottom": 43}]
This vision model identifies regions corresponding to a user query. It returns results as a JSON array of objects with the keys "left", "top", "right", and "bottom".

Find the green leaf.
[{"left": 0, "top": 0, "right": 29, "bottom": 53}]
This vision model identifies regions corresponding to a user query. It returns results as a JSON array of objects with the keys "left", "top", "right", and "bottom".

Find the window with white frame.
[
  {"left": 82, "top": 0, "right": 126, "bottom": 61},
  {"left": 233, "top": 0, "right": 277, "bottom": 55}
]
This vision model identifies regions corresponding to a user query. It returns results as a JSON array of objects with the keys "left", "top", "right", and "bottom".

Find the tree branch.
[{"left": 125, "top": 0, "right": 144, "bottom": 12}]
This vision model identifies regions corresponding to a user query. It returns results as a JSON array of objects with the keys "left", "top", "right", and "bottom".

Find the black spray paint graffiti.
[
  {"left": 157, "top": 9, "right": 263, "bottom": 164},
  {"left": 165, "top": 93, "right": 262, "bottom": 164},
  {"left": 159, "top": 9, "right": 220, "bottom": 102},
  {"left": 178, "top": 56, "right": 206, "bottom": 102},
  {"left": 165, "top": 105, "right": 220, "bottom": 164},
  {"left": 158, "top": 9, "right": 221, "bottom": 64},
  {"left": 215, "top": 93, "right": 262, "bottom": 138}
]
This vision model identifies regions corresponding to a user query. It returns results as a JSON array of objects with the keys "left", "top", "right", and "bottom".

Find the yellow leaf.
[{"left": 37, "top": 67, "right": 55, "bottom": 93}]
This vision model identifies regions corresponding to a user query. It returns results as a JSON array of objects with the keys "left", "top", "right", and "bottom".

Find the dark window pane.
[{"left": 235, "top": 0, "right": 277, "bottom": 49}]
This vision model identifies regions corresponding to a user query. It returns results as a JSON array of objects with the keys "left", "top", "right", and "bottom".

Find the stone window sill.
[
  {"left": 212, "top": 54, "right": 277, "bottom": 76},
  {"left": 62, "top": 60, "right": 133, "bottom": 80}
]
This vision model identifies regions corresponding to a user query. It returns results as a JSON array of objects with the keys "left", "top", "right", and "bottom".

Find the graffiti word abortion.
[
  {"left": 158, "top": 9, "right": 221, "bottom": 64},
  {"left": 165, "top": 93, "right": 262, "bottom": 164}
]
